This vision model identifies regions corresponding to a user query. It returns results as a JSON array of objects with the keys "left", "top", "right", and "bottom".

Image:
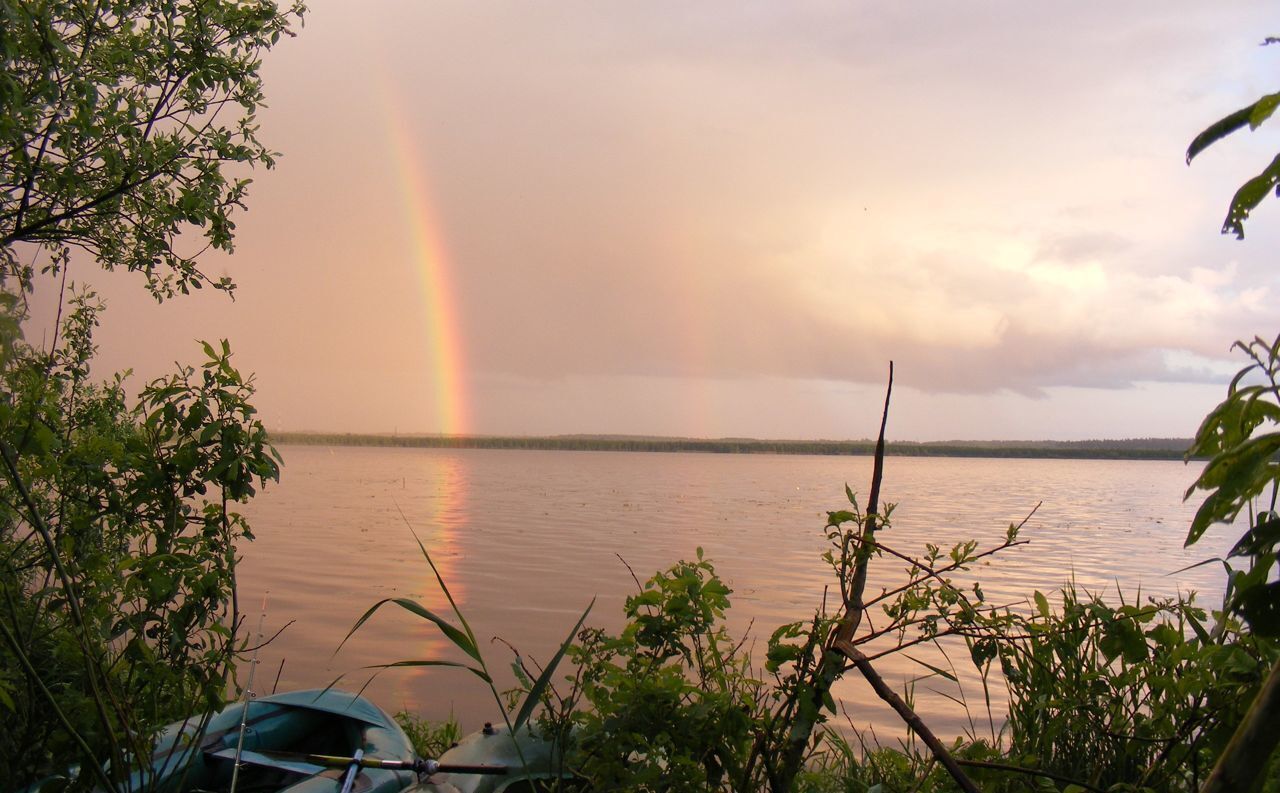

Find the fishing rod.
[
  {"left": 256, "top": 749, "right": 508, "bottom": 776},
  {"left": 229, "top": 593, "right": 269, "bottom": 793}
]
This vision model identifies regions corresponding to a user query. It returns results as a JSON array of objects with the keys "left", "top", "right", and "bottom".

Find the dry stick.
[
  {"left": 616, "top": 553, "right": 644, "bottom": 593},
  {"left": 777, "top": 362, "right": 913, "bottom": 789},
  {"left": 828, "top": 363, "right": 980, "bottom": 793},
  {"left": 839, "top": 645, "right": 979, "bottom": 793},
  {"left": 273, "top": 657, "right": 286, "bottom": 695},
  {"left": 835, "top": 360, "right": 895, "bottom": 642}
]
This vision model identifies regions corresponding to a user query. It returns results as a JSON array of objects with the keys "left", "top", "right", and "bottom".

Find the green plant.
[
  {"left": 0, "top": 293, "right": 280, "bottom": 790},
  {"left": 356, "top": 365, "right": 1280, "bottom": 793},
  {"left": 341, "top": 524, "right": 592, "bottom": 786},
  {"left": 395, "top": 709, "right": 462, "bottom": 760},
  {"left": 1185, "top": 37, "right": 1280, "bottom": 238},
  {"left": 1185, "top": 334, "right": 1280, "bottom": 638},
  {"left": 1181, "top": 334, "right": 1280, "bottom": 792},
  {"left": 550, "top": 551, "right": 761, "bottom": 792},
  {"left": 1182, "top": 37, "right": 1280, "bottom": 791},
  {"left": 1, "top": 0, "right": 306, "bottom": 297},
  {"left": 991, "top": 585, "right": 1274, "bottom": 792},
  {"left": 0, "top": 2, "right": 301, "bottom": 788}
]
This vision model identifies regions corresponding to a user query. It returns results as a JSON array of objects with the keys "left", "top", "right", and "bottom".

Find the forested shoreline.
[{"left": 273, "top": 431, "right": 1195, "bottom": 461}]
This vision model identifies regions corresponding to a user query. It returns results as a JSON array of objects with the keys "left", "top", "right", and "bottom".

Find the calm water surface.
[{"left": 236, "top": 445, "right": 1233, "bottom": 739}]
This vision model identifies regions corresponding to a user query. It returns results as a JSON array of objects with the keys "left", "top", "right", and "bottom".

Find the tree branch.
[{"left": 837, "top": 643, "right": 980, "bottom": 793}]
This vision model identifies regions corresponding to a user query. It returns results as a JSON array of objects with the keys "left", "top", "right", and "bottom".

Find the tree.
[
  {"left": 1, "top": 0, "right": 304, "bottom": 297},
  {"left": 0, "top": 2, "right": 302, "bottom": 789},
  {"left": 0, "top": 300, "right": 281, "bottom": 790}
]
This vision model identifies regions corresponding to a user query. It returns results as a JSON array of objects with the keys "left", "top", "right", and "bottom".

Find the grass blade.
[
  {"left": 904, "top": 653, "right": 958, "bottom": 683},
  {"left": 365, "top": 659, "right": 493, "bottom": 685},
  {"left": 512, "top": 597, "right": 595, "bottom": 732},
  {"left": 336, "top": 597, "right": 481, "bottom": 663},
  {"left": 404, "top": 518, "right": 480, "bottom": 650}
]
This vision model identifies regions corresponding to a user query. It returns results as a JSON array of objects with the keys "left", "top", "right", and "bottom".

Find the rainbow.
[{"left": 382, "top": 98, "right": 468, "bottom": 436}]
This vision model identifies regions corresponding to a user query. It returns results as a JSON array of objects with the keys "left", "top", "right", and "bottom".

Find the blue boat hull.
[{"left": 21, "top": 689, "right": 419, "bottom": 793}]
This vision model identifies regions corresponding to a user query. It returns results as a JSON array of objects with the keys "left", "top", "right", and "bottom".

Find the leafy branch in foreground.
[
  {"left": 1186, "top": 36, "right": 1280, "bottom": 238},
  {"left": 1, "top": 2, "right": 301, "bottom": 789},
  {"left": 0, "top": 293, "right": 280, "bottom": 790},
  {"left": 1185, "top": 334, "right": 1280, "bottom": 638},
  {"left": 1184, "top": 334, "right": 1280, "bottom": 792},
  {"left": 1, "top": 0, "right": 306, "bottom": 297}
]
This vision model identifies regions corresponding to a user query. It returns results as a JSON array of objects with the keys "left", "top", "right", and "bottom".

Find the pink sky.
[{"left": 28, "top": 1, "right": 1280, "bottom": 440}]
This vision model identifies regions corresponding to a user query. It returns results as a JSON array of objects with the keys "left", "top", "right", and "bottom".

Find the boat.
[
  {"left": 407, "top": 723, "right": 576, "bottom": 793},
  {"left": 150, "top": 687, "right": 421, "bottom": 793},
  {"left": 23, "top": 688, "right": 421, "bottom": 793}
]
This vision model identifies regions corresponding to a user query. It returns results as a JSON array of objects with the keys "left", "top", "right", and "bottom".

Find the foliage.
[
  {"left": 0, "top": 292, "right": 280, "bottom": 790},
  {"left": 1179, "top": 335, "right": 1280, "bottom": 792},
  {"left": 387, "top": 484, "right": 1280, "bottom": 793},
  {"left": 1184, "top": 36, "right": 1280, "bottom": 793},
  {"left": 1185, "top": 37, "right": 1280, "bottom": 238},
  {"left": 1185, "top": 334, "right": 1280, "bottom": 638},
  {"left": 0, "top": 0, "right": 306, "bottom": 297},
  {"left": 0, "top": 1, "right": 299, "bottom": 788},
  {"left": 995, "top": 585, "right": 1276, "bottom": 792},
  {"left": 547, "top": 552, "right": 761, "bottom": 792},
  {"left": 370, "top": 366, "right": 1280, "bottom": 793},
  {"left": 395, "top": 709, "right": 462, "bottom": 761},
  {"left": 340, "top": 526, "right": 592, "bottom": 785}
]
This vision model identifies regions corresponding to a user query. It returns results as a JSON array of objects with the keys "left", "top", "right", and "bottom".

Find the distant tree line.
[{"left": 272, "top": 432, "right": 1195, "bottom": 460}]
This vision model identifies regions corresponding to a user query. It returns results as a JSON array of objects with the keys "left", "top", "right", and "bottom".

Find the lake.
[{"left": 235, "top": 444, "right": 1234, "bottom": 740}]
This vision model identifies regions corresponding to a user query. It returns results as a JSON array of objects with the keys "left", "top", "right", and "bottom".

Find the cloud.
[
  {"left": 30, "top": 0, "right": 1280, "bottom": 440},
  {"left": 324, "top": 2, "right": 1276, "bottom": 399}
]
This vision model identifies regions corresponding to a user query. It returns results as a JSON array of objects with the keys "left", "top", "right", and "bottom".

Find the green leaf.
[
  {"left": 1188, "top": 104, "right": 1255, "bottom": 163},
  {"left": 827, "top": 510, "right": 856, "bottom": 526},
  {"left": 1230, "top": 514, "right": 1280, "bottom": 558},
  {"left": 364, "top": 660, "right": 492, "bottom": 685},
  {"left": 1249, "top": 92, "right": 1280, "bottom": 129},
  {"left": 1185, "top": 609, "right": 1211, "bottom": 644},
  {"left": 903, "top": 653, "right": 957, "bottom": 682},
  {"left": 1238, "top": 580, "right": 1280, "bottom": 638},
  {"left": 336, "top": 598, "right": 481, "bottom": 664},
  {"left": 821, "top": 688, "right": 837, "bottom": 714},
  {"left": 1033, "top": 591, "right": 1050, "bottom": 619},
  {"left": 408, "top": 527, "right": 480, "bottom": 653},
  {"left": 1222, "top": 152, "right": 1280, "bottom": 238}
]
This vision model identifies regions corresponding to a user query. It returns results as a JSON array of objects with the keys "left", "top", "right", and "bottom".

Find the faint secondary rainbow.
[{"left": 382, "top": 93, "right": 468, "bottom": 436}]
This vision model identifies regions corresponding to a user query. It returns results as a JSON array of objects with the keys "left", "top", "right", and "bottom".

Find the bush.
[
  {"left": 0, "top": 292, "right": 280, "bottom": 790},
  {"left": 554, "top": 552, "right": 761, "bottom": 791}
]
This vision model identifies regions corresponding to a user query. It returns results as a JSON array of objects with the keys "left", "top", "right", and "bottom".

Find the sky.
[{"left": 27, "top": 1, "right": 1280, "bottom": 441}]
